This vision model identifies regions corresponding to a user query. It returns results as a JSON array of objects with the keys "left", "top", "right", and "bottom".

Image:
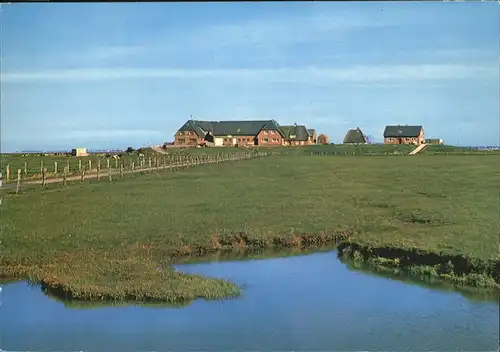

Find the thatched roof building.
[
  {"left": 318, "top": 134, "right": 330, "bottom": 145},
  {"left": 343, "top": 128, "right": 367, "bottom": 144}
]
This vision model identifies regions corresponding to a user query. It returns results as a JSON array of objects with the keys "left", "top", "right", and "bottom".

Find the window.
[
  {"left": 290, "top": 134, "right": 296, "bottom": 139},
  {"left": 177, "top": 138, "right": 185, "bottom": 144},
  {"left": 264, "top": 138, "right": 269, "bottom": 142}
]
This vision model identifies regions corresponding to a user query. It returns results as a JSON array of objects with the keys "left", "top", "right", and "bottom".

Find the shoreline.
[{"left": 2, "top": 232, "right": 498, "bottom": 303}]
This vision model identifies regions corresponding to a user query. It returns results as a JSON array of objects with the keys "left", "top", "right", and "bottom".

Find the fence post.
[
  {"left": 67, "top": 159, "right": 70, "bottom": 174},
  {"left": 24, "top": 162, "right": 28, "bottom": 178},
  {"left": 16, "top": 169, "right": 21, "bottom": 194},
  {"left": 108, "top": 165, "right": 113, "bottom": 182},
  {"left": 132, "top": 161, "right": 135, "bottom": 172},
  {"left": 107, "top": 159, "right": 110, "bottom": 170},
  {"left": 63, "top": 167, "right": 68, "bottom": 187},
  {"left": 115, "top": 158, "right": 118, "bottom": 169},
  {"left": 149, "top": 158, "right": 152, "bottom": 173},
  {"left": 81, "top": 167, "right": 85, "bottom": 183},
  {"left": 40, "top": 161, "right": 44, "bottom": 177},
  {"left": 42, "top": 168, "right": 46, "bottom": 188},
  {"left": 97, "top": 160, "right": 101, "bottom": 180},
  {"left": 78, "top": 159, "right": 82, "bottom": 172},
  {"left": 120, "top": 162, "right": 124, "bottom": 178},
  {"left": 54, "top": 161, "right": 58, "bottom": 175},
  {"left": 89, "top": 160, "right": 92, "bottom": 172}
]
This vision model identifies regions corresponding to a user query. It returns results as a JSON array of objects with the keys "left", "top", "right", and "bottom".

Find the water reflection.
[{"left": 1, "top": 250, "right": 498, "bottom": 352}]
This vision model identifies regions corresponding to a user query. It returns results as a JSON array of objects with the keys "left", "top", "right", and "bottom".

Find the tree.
[{"left": 126, "top": 147, "right": 135, "bottom": 153}]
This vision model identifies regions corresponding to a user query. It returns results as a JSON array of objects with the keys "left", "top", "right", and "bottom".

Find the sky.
[{"left": 1, "top": 2, "right": 499, "bottom": 152}]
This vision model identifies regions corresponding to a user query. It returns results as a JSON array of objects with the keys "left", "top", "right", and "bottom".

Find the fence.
[
  {"left": 309, "top": 150, "right": 407, "bottom": 157},
  {"left": 6, "top": 151, "right": 271, "bottom": 194}
]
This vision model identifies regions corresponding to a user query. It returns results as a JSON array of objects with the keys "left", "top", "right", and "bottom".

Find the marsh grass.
[
  {"left": 343, "top": 261, "right": 500, "bottom": 304},
  {"left": 1, "top": 154, "right": 499, "bottom": 301}
]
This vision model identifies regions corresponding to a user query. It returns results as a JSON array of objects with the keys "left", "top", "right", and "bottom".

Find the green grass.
[
  {"left": 422, "top": 145, "right": 500, "bottom": 155},
  {"left": 1, "top": 154, "right": 499, "bottom": 301}
]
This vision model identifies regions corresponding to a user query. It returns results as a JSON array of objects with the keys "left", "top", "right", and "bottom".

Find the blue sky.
[{"left": 1, "top": 2, "right": 499, "bottom": 151}]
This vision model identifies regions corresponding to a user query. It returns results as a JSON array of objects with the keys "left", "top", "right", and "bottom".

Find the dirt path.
[
  {"left": 409, "top": 144, "right": 427, "bottom": 155},
  {"left": 151, "top": 146, "right": 169, "bottom": 154}
]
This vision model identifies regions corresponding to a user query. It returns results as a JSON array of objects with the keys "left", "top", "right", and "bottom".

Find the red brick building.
[
  {"left": 174, "top": 119, "right": 286, "bottom": 147},
  {"left": 383, "top": 125, "right": 424, "bottom": 145}
]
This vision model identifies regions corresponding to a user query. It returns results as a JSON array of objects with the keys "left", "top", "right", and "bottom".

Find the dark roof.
[
  {"left": 343, "top": 128, "right": 367, "bottom": 144},
  {"left": 178, "top": 120, "right": 207, "bottom": 138},
  {"left": 383, "top": 125, "right": 423, "bottom": 138},
  {"left": 307, "top": 129, "right": 316, "bottom": 136},
  {"left": 177, "top": 119, "right": 285, "bottom": 137},
  {"left": 281, "top": 125, "right": 310, "bottom": 141}
]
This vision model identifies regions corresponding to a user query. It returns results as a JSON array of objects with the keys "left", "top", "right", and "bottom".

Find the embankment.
[{"left": 337, "top": 241, "right": 500, "bottom": 289}]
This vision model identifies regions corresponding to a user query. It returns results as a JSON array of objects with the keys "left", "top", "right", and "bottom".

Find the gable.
[
  {"left": 177, "top": 120, "right": 206, "bottom": 138},
  {"left": 177, "top": 119, "right": 285, "bottom": 137},
  {"left": 281, "top": 125, "right": 309, "bottom": 141},
  {"left": 343, "top": 128, "right": 367, "bottom": 144}
]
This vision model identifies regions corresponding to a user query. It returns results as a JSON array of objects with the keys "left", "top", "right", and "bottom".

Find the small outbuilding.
[
  {"left": 71, "top": 148, "right": 88, "bottom": 157},
  {"left": 425, "top": 138, "right": 444, "bottom": 145},
  {"left": 317, "top": 134, "right": 330, "bottom": 145},
  {"left": 343, "top": 127, "right": 367, "bottom": 144}
]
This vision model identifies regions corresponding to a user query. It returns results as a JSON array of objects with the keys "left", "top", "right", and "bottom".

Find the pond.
[{"left": 1, "top": 250, "right": 498, "bottom": 351}]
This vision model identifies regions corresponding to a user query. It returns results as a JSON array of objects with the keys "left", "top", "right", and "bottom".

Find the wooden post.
[
  {"left": 41, "top": 168, "right": 46, "bottom": 188},
  {"left": 16, "top": 169, "right": 21, "bottom": 194},
  {"left": 107, "top": 159, "right": 110, "bottom": 169},
  {"left": 120, "top": 162, "right": 124, "bottom": 178},
  {"left": 81, "top": 167, "right": 85, "bottom": 183},
  {"left": 54, "top": 161, "right": 58, "bottom": 175},
  {"left": 24, "top": 162, "right": 28, "bottom": 178},
  {"left": 115, "top": 158, "right": 118, "bottom": 169},
  {"left": 132, "top": 162, "right": 135, "bottom": 172},
  {"left": 88, "top": 160, "right": 92, "bottom": 172},
  {"left": 108, "top": 166, "right": 113, "bottom": 182},
  {"left": 66, "top": 159, "right": 70, "bottom": 174},
  {"left": 140, "top": 159, "right": 144, "bottom": 174},
  {"left": 148, "top": 157, "right": 152, "bottom": 172},
  {"left": 40, "top": 161, "right": 44, "bottom": 176},
  {"left": 6, "top": 165, "right": 10, "bottom": 182},
  {"left": 63, "top": 167, "right": 68, "bottom": 187},
  {"left": 97, "top": 160, "right": 101, "bottom": 180},
  {"left": 79, "top": 159, "right": 82, "bottom": 172}
]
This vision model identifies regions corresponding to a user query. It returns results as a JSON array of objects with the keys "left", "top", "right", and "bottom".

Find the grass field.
[
  {"left": 3, "top": 144, "right": 496, "bottom": 182},
  {"left": 1, "top": 153, "right": 499, "bottom": 302}
]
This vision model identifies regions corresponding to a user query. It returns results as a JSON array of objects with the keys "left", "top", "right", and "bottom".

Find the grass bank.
[{"left": 1, "top": 155, "right": 498, "bottom": 302}]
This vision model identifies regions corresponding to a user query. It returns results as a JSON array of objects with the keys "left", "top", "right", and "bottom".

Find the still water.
[{"left": 1, "top": 251, "right": 498, "bottom": 351}]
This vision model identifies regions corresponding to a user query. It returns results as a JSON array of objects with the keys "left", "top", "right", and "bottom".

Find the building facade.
[
  {"left": 173, "top": 120, "right": 286, "bottom": 147},
  {"left": 383, "top": 125, "right": 424, "bottom": 145}
]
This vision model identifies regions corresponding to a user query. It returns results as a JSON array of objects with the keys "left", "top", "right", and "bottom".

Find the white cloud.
[
  {"left": 2, "top": 64, "right": 496, "bottom": 84},
  {"left": 58, "top": 129, "right": 163, "bottom": 139},
  {"left": 88, "top": 45, "right": 145, "bottom": 60}
]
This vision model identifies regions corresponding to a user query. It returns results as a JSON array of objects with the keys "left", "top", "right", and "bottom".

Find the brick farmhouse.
[
  {"left": 174, "top": 119, "right": 317, "bottom": 147},
  {"left": 383, "top": 125, "right": 424, "bottom": 145}
]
